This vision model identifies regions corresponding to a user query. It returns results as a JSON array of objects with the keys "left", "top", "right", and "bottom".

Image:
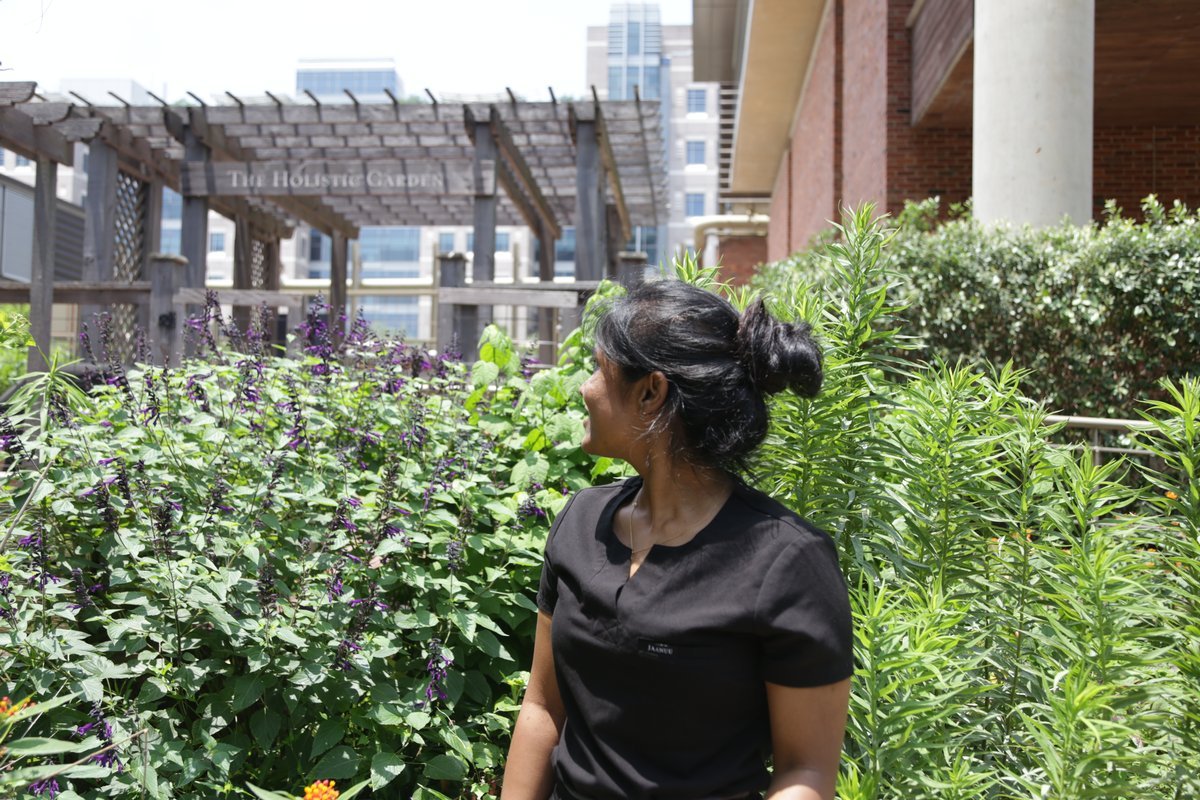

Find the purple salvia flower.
[{"left": 28, "top": 778, "right": 59, "bottom": 797}]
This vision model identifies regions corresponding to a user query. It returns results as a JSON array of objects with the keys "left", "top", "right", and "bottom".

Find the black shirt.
[{"left": 537, "top": 478, "right": 853, "bottom": 800}]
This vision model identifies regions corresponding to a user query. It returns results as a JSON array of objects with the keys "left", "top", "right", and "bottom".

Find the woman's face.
[{"left": 580, "top": 349, "right": 642, "bottom": 459}]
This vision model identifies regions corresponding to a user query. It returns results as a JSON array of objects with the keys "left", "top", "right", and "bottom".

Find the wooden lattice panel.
[
  {"left": 251, "top": 239, "right": 266, "bottom": 288},
  {"left": 110, "top": 170, "right": 148, "bottom": 364}
]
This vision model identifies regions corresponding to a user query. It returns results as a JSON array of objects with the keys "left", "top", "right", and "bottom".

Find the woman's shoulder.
[{"left": 726, "top": 482, "right": 836, "bottom": 554}]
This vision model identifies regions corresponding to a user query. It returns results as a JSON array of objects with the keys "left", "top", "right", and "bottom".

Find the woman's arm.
[
  {"left": 500, "top": 612, "right": 565, "bottom": 800},
  {"left": 764, "top": 678, "right": 852, "bottom": 800}
]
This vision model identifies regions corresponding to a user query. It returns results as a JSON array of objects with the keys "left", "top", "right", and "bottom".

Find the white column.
[{"left": 973, "top": 0, "right": 1094, "bottom": 226}]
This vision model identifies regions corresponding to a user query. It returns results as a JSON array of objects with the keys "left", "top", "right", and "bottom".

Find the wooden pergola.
[{"left": 0, "top": 81, "right": 666, "bottom": 367}]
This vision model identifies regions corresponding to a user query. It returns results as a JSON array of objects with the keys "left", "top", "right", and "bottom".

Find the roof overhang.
[
  {"left": 732, "top": 0, "right": 826, "bottom": 195},
  {"left": 692, "top": 0, "right": 744, "bottom": 82},
  {"left": 694, "top": 0, "right": 827, "bottom": 196}
]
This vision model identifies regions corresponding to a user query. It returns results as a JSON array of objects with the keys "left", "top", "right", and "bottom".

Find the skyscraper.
[{"left": 587, "top": 3, "right": 720, "bottom": 266}]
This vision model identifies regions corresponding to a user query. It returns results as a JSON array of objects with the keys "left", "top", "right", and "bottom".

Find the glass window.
[
  {"left": 0, "top": 149, "right": 5, "bottom": 166},
  {"left": 627, "top": 21, "right": 641, "bottom": 55},
  {"left": 361, "top": 227, "right": 420, "bottom": 279},
  {"left": 310, "top": 230, "right": 329, "bottom": 262},
  {"left": 160, "top": 229, "right": 181, "bottom": 256},
  {"left": 162, "top": 188, "right": 182, "bottom": 221},
  {"left": 438, "top": 232, "right": 456, "bottom": 254},
  {"left": 687, "top": 89, "right": 707, "bottom": 114},
  {"left": 554, "top": 227, "right": 576, "bottom": 278},
  {"left": 685, "top": 193, "right": 706, "bottom": 217},
  {"left": 209, "top": 232, "right": 225, "bottom": 252},
  {"left": 608, "top": 67, "right": 623, "bottom": 100},
  {"left": 626, "top": 68, "right": 640, "bottom": 101},
  {"left": 686, "top": 140, "right": 705, "bottom": 166},
  {"left": 14, "top": 155, "right": 31, "bottom": 167},
  {"left": 466, "top": 231, "right": 510, "bottom": 254},
  {"left": 356, "top": 296, "right": 419, "bottom": 338},
  {"left": 643, "top": 65, "right": 661, "bottom": 99}
]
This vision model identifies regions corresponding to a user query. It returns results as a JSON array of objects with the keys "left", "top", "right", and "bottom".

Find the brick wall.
[
  {"left": 885, "top": 0, "right": 972, "bottom": 214},
  {"left": 717, "top": 235, "right": 769, "bottom": 285},
  {"left": 789, "top": 6, "right": 840, "bottom": 253},
  {"left": 842, "top": 0, "right": 889, "bottom": 210},
  {"left": 1094, "top": 126, "right": 1200, "bottom": 217},
  {"left": 768, "top": 153, "right": 791, "bottom": 263}
]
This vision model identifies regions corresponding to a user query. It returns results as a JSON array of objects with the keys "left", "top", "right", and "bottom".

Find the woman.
[{"left": 502, "top": 281, "right": 853, "bottom": 800}]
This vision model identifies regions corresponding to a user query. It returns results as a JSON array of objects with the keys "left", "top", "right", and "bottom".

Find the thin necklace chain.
[{"left": 629, "top": 489, "right": 696, "bottom": 557}]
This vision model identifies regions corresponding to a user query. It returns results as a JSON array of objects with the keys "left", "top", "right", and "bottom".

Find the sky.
[{"left": 0, "top": 0, "right": 694, "bottom": 103}]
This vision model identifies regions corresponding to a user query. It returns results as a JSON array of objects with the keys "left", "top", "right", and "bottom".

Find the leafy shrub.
[
  {"left": 755, "top": 208, "right": 1199, "bottom": 799},
  {"left": 754, "top": 196, "right": 1200, "bottom": 418},
  {"left": 1, "top": 298, "right": 623, "bottom": 799}
]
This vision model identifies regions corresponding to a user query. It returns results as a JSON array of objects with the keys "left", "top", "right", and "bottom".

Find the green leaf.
[
  {"left": 308, "top": 745, "right": 359, "bottom": 781},
  {"left": 229, "top": 674, "right": 265, "bottom": 713},
  {"left": 422, "top": 753, "right": 468, "bottom": 782},
  {"left": 369, "top": 752, "right": 408, "bottom": 790},
  {"left": 311, "top": 718, "right": 346, "bottom": 759},
  {"left": 246, "top": 783, "right": 296, "bottom": 800},
  {"left": 6, "top": 736, "right": 96, "bottom": 756},
  {"left": 250, "top": 709, "right": 282, "bottom": 749}
]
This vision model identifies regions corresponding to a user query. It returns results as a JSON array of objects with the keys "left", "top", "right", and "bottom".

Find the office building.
[{"left": 587, "top": 3, "right": 721, "bottom": 266}]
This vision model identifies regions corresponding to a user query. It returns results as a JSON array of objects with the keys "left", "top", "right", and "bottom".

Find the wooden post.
[
  {"left": 472, "top": 119, "right": 497, "bottom": 333},
  {"left": 81, "top": 139, "right": 118, "bottom": 341},
  {"left": 27, "top": 157, "right": 57, "bottom": 373},
  {"left": 537, "top": 220, "right": 556, "bottom": 365},
  {"left": 617, "top": 251, "right": 648, "bottom": 289},
  {"left": 605, "top": 204, "right": 623, "bottom": 279},
  {"left": 179, "top": 126, "right": 210, "bottom": 297},
  {"left": 232, "top": 216, "right": 253, "bottom": 332},
  {"left": 263, "top": 238, "right": 289, "bottom": 350},
  {"left": 575, "top": 119, "right": 603, "bottom": 281},
  {"left": 437, "top": 253, "right": 467, "bottom": 357},
  {"left": 329, "top": 230, "right": 348, "bottom": 346},
  {"left": 149, "top": 253, "right": 188, "bottom": 365}
]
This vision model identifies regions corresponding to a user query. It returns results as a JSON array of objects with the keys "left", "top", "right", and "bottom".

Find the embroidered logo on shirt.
[{"left": 638, "top": 640, "right": 675, "bottom": 657}]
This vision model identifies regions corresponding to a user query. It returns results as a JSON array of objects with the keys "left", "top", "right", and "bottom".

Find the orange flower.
[
  {"left": 1165, "top": 490, "right": 1180, "bottom": 501},
  {"left": 303, "top": 780, "right": 339, "bottom": 800},
  {"left": 0, "top": 696, "right": 33, "bottom": 718}
]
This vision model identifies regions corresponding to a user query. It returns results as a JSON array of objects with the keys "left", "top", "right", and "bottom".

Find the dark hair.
[{"left": 591, "top": 280, "right": 822, "bottom": 472}]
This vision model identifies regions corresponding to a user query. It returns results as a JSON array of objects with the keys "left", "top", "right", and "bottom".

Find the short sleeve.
[
  {"left": 536, "top": 545, "right": 558, "bottom": 614},
  {"left": 535, "top": 492, "right": 580, "bottom": 615},
  {"left": 755, "top": 533, "right": 854, "bottom": 687}
]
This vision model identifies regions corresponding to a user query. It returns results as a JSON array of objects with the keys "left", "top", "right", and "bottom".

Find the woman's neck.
[{"left": 635, "top": 455, "right": 734, "bottom": 532}]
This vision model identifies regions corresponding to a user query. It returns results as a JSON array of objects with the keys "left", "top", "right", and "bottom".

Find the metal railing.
[{"left": 1043, "top": 414, "right": 1156, "bottom": 466}]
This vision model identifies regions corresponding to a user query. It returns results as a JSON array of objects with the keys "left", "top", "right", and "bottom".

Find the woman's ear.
[{"left": 640, "top": 371, "right": 669, "bottom": 415}]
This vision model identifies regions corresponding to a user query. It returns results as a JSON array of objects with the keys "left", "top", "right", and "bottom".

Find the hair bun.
[{"left": 736, "top": 299, "right": 823, "bottom": 397}]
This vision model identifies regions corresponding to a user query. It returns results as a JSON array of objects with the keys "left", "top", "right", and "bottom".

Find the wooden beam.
[
  {"left": 0, "top": 281, "right": 151, "bottom": 305},
  {"left": 174, "top": 288, "right": 306, "bottom": 306},
  {"left": 439, "top": 286, "right": 592, "bottom": 309},
  {"left": 0, "top": 107, "right": 75, "bottom": 165},
  {"left": 486, "top": 105, "right": 561, "bottom": 239},
  {"left": 0, "top": 82, "right": 37, "bottom": 106},
  {"left": 593, "top": 103, "right": 632, "bottom": 243}
]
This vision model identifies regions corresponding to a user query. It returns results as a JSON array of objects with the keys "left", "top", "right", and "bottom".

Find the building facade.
[
  {"left": 694, "top": 0, "right": 1200, "bottom": 263},
  {"left": 587, "top": 3, "right": 721, "bottom": 267}
]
